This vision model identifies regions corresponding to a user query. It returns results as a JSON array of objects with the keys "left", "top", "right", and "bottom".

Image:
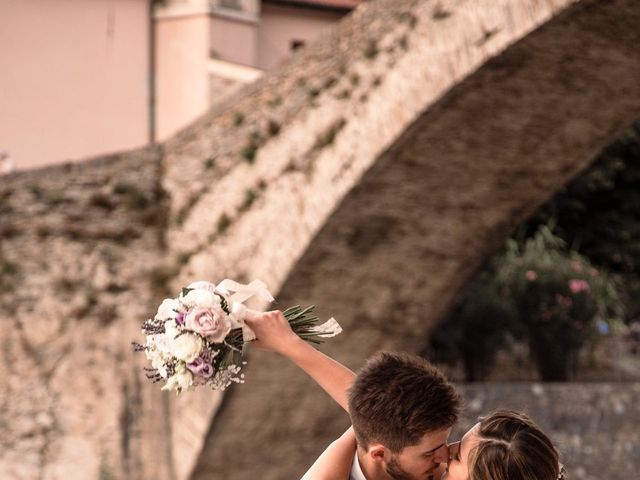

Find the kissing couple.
[{"left": 244, "top": 310, "right": 566, "bottom": 480}]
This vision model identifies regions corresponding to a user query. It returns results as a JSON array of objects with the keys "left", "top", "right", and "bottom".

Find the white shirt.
[{"left": 350, "top": 452, "right": 367, "bottom": 480}]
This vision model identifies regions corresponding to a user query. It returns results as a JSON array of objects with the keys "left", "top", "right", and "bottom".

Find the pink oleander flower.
[
  {"left": 525, "top": 270, "right": 538, "bottom": 281},
  {"left": 569, "top": 279, "right": 590, "bottom": 294},
  {"left": 555, "top": 293, "right": 573, "bottom": 308},
  {"left": 185, "top": 305, "right": 231, "bottom": 343},
  {"left": 570, "top": 261, "right": 583, "bottom": 273},
  {"left": 590, "top": 267, "right": 599, "bottom": 277}
]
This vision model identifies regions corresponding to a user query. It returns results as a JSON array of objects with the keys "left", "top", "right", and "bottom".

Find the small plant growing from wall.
[
  {"left": 308, "top": 87, "right": 321, "bottom": 99},
  {"left": 398, "top": 34, "right": 409, "bottom": 50},
  {"left": 176, "top": 251, "right": 193, "bottom": 266},
  {"left": 239, "top": 188, "right": 257, "bottom": 213},
  {"left": 233, "top": 112, "right": 245, "bottom": 127},
  {"left": 267, "top": 119, "right": 281, "bottom": 137},
  {"left": 0, "top": 257, "right": 18, "bottom": 276},
  {"left": 324, "top": 77, "right": 338, "bottom": 90},
  {"left": 336, "top": 89, "right": 352, "bottom": 100},
  {"left": 241, "top": 130, "right": 264, "bottom": 164},
  {"left": 241, "top": 145, "right": 257, "bottom": 163},
  {"left": 432, "top": 4, "right": 452, "bottom": 21},
  {"left": 313, "top": 118, "right": 347, "bottom": 151},
  {"left": 203, "top": 157, "right": 216, "bottom": 170},
  {"left": 363, "top": 39, "right": 379, "bottom": 60},
  {"left": 268, "top": 95, "right": 282, "bottom": 108},
  {"left": 217, "top": 213, "right": 231, "bottom": 234}
]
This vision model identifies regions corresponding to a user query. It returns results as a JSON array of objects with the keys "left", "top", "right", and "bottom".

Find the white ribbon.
[
  {"left": 230, "top": 304, "right": 257, "bottom": 342},
  {"left": 307, "top": 317, "right": 342, "bottom": 338},
  {"left": 217, "top": 279, "right": 275, "bottom": 342},
  {"left": 216, "top": 279, "right": 275, "bottom": 304}
]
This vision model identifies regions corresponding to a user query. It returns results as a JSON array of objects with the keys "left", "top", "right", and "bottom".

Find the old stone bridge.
[{"left": 0, "top": 0, "right": 638, "bottom": 479}]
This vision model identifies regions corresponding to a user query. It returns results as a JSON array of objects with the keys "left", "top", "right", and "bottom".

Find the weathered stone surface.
[
  {"left": 2, "top": 0, "right": 640, "bottom": 479},
  {"left": 0, "top": 148, "right": 174, "bottom": 480},
  {"left": 192, "top": 0, "right": 640, "bottom": 478},
  {"left": 455, "top": 383, "right": 640, "bottom": 480}
]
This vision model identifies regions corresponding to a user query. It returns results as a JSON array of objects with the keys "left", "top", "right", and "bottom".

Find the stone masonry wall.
[
  {"left": 455, "top": 383, "right": 640, "bottom": 480},
  {"left": 0, "top": 148, "right": 174, "bottom": 480},
  {"left": 2, "top": 0, "right": 639, "bottom": 479}
]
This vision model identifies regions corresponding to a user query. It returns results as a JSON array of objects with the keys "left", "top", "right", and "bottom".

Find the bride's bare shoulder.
[{"left": 301, "top": 428, "right": 356, "bottom": 480}]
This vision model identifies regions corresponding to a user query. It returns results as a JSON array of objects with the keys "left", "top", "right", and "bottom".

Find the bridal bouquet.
[{"left": 134, "top": 279, "right": 341, "bottom": 393}]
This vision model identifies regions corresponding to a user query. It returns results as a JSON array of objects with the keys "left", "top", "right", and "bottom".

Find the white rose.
[
  {"left": 171, "top": 332, "right": 204, "bottom": 363},
  {"left": 151, "top": 355, "right": 168, "bottom": 378},
  {"left": 155, "top": 298, "right": 179, "bottom": 321},
  {"left": 161, "top": 366, "right": 193, "bottom": 391},
  {"left": 175, "top": 368, "right": 193, "bottom": 389},
  {"left": 181, "top": 288, "right": 221, "bottom": 309},
  {"left": 148, "top": 334, "right": 167, "bottom": 356},
  {"left": 152, "top": 321, "right": 180, "bottom": 356},
  {"left": 144, "top": 338, "right": 169, "bottom": 377},
  {"left": 164, "top": 320, "right": 180, "bottom": 338},
  {"left": 152, "top": 333, "right": 172, "bottom": 356}
]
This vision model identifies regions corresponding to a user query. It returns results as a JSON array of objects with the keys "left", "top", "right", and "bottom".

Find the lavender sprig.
[{"left": 141, "top": 318, "right": 166, "bottom": 335}]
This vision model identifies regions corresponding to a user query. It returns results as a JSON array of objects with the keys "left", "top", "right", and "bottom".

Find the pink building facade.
[
  {"left": 0, "top": 0, "right": 359, "bottom": 172},
  {"left": 0, "top": 0, "right": 152, "bottom": 171}
]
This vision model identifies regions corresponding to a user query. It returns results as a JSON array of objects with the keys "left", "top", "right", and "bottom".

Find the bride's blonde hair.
[{"left": 469, "top": 410, "right": 566, "bottom": 480}]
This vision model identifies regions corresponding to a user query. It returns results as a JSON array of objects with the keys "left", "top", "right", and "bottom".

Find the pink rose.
[
  {"left": 569, "top": 279, "right": 590, "bottom": 294},
  {"left": 525, "top": 270, "right": 538, "bottom": 281},
  {"left": 185, "top": 305, "right": 231, "bottom": 343}
]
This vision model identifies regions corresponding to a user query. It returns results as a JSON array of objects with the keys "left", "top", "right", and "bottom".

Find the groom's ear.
[{"left": 368, "top": 444, "right": 390, "bottom": 463}]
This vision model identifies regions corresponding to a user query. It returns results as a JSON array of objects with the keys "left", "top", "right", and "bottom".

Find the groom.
[
  {"left": 245, "top": 311, "right": 460, "bottom": 480},
  {"left": 346, "top": 351, "right": 460, "bottom": 480}
]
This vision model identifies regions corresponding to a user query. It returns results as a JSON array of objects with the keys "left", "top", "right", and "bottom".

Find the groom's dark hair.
[{"left": 348, "top": 351, "right": 460, "bottom": 453}]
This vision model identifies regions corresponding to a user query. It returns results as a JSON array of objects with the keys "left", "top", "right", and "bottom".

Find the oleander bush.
[{"left": 430, "top": 121, "right": 640, "bottom": 381}]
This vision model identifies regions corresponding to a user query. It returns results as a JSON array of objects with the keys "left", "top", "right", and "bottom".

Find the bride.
[{"left": 244, "top": 310, "right": 566, "bottom": 480}]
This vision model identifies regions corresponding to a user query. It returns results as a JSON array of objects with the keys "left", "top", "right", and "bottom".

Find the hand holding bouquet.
[{"left": 133, "top": 279, "right": 341, "bottom": 393}]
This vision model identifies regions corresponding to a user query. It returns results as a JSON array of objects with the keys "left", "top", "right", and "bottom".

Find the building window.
[
  {"left": 220, "top": 0, "right": 242, "bottom": 10},
  {"left": 290, "top": 39, "right": 306, "bottom": 52}
]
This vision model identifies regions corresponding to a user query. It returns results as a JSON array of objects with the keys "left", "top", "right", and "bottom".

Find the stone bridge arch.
[
  {"left": 187, "top": 0, "right": 640, "bottom": 478},
  {"left": 1, "top": 1, "right": 639, "bottom": 479}
]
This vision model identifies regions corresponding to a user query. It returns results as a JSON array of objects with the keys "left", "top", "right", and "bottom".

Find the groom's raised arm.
[{"left": 245, "top": 310, "right": 356, "bottom": 412}]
